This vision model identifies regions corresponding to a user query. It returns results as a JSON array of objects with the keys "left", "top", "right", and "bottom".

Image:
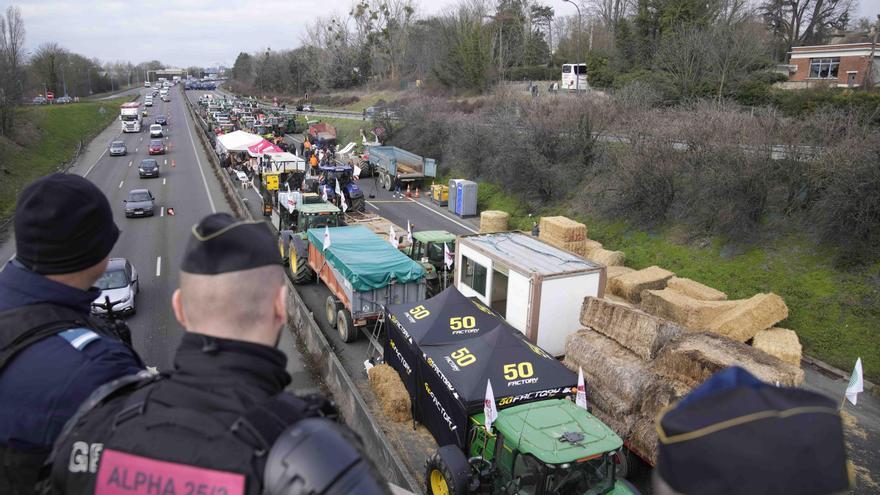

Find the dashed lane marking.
[
  {"left": 155, "top": 257, "right": 162, "bottom": 277},
  {"left": 118, "top": 180, "right": 124, "bottom": 189}
]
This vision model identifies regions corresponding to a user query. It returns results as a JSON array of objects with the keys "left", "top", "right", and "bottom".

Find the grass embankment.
[
  {"left": 0, "top": 98, "right": 128, "bottom": 221},
  {"left": 474, "top": 183, "right": 880, "bottom": 382}
]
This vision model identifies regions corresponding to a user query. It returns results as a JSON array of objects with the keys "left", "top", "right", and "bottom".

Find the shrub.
[{"left": 505, "top": 65, "right": 559, "bottom": 82}]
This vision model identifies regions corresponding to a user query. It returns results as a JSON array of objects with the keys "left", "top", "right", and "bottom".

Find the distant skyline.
[{"left": 7, "top": 0, "right": 880, "bottom": 68}]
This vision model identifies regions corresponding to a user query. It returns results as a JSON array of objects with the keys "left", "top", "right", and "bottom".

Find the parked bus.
[{"left": 561, "top": 63, "right": 588, "bottom": 91}]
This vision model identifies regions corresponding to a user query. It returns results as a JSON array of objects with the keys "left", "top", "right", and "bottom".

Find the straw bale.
[
  {"left": 641, "top": 289, "right": 738, "bottom": 330},
  {"left": 539, "top": 235, "right": 589, "bottom": 257},
  {"left": 609, "top": 266, "right": 675, "bottom": 304},
  {"left": 579, "top": 297, "right": 682, "bottom": 360},
  {"left": 480, "top": 210, "right": 509, "bottom": 233},
  {"left": 667, "top": 277, "right": 727, "bottom": 301},
  {"left": 605, "top": 265, "right": 635, "bottom": 293},
  {"left": 604, "top": 294, "right": 636, "bottom": 308},
  {"left": 654, "top": 332, "right": 805, "bottom": 387},
  {"left": 629, "top": 417, "right": 659, "bottom": 465},
  {"left": 587, "top": 248, "right": 625, "bottom": 266},
  {"left": 590, "top": 406, "right": 636, "bottom": 438},
  {"left": 539, "top": 216, "right": 587, "bottom": 241},
  {"left": 564, "top": 329, "right": 655, "bottom": 415},
  {"left": 584, "top": 239, "right": 603, "bottom": 252},
  {"left": 367, "top": 364, "right": 412, "bottom": 423},
  {"left": 639, "top": 378, "right": 692, "bottom": 419},
  {"left": 752, "top": 328, "right": 802, "bottom": 366},
  {"left": 709, "top": 293, "right": 788, "bottom": 342}
]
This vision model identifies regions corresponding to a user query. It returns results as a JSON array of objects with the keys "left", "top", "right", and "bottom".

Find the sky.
[{"left": 5, "top": 0, "right": 880, "bottom": 68}]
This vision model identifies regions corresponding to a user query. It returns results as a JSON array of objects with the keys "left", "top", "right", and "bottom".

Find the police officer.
[
  {"left": 44, "top": 213, "right": 389, "bottom": 495},
  {"left": 0, "top": 174, "right": 144, "bottom": 494}
]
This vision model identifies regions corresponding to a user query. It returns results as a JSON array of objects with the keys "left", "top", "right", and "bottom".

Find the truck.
[
  {"left": 119, "top": 102, "right": 142, "bottom": 133},
  {"left": 454, "top": 231, "right": 606, "bottom": 356},
  {"left": 294, "top": 226, "right": 426, "bottom": 343},
  {"left": 308, "top": 122, "right": 337, "bottom": 147},
  {"left": 366, "top": 146, "right": 437, "bottom": 192},
  {"left": 383, "top": 288, "right": 636, "bottom": 495}
]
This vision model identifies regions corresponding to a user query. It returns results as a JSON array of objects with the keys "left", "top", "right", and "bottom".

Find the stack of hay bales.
[
  {"left": 367, "top": 364, "right": 412, "bottom": 423},
  {"left": 480, "top": 210, "right": 509, "bottom": 233},
  {"left": 539, "top": 216, "right": 589, "bottom": 257}
]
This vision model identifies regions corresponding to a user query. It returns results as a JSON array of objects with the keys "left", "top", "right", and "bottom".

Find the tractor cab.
[{"left": 407, "top": 230, "right": 455, "bottom": 296}]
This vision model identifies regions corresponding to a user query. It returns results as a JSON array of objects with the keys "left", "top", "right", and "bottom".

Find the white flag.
[
  {"left": 443, "top": 243, "right": 454, "bottom": 269},
  {"left": 323, "top": 225, "right": 331, "bottom": 251},
  {"left": 353, "top": 163, "right": 362, "bottom": 178},
  {"left": 389, "top": 224, "right": 399, "bottom": 248},
  {"left": 406, "top": 220, "right": 413, "bottom": 245},
  {"left": 321, "top": 184, "right": 328, "bottom": 202},
  {"left": 340, "top": 192, "right": 348, "bottom": 213},
  {"left": 335, "top": 178, "right": 342, "bottom": 196},
  {"left": 846, "top": 357, "right": 864, "bottom": 406},
  {"left": 576, "top": 367, "right": 588, "bottom": 410},
  {"left": 484, "top": 379, "right": 498, "bottom": 432}
]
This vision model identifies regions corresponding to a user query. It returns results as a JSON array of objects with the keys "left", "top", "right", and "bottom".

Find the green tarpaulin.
[{"left": 307, "top": 226, "right": 426, "bottom": 292}]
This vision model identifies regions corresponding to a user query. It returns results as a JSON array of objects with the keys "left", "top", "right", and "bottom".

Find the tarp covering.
[
  {"left": 216, "top": 130, "right": 263, "bottom": 153},
  {"left": 248, "top": 139, "right": 284, "bottom": 157},
  {"left": 306, "top": 226, "right": 425, "bottom": 292},
  {"left": 384, "top": 287, "right": 577, "bottom": 447}
]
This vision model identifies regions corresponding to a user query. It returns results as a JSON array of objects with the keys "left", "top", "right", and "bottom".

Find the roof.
[
  {"left": 120, "top": 102, "right": 140, "bottom": 108},
  {"left": 216, "top": 130, "right": 264, "bottom": 152},
  {"left": 413, "top": 230, "right": 455, "bottom": 244},
  {"left": 790, "top": 42, "right": 880, "bottom": 59},
  {"left": 472, "top": 399, "right": 622, "bottom": 464},
  {"left": 298, "top": 202, "right": 340, "bottom": 214},
  {"left": 459, "top": 231, "right": 600, "bottom": 276}
]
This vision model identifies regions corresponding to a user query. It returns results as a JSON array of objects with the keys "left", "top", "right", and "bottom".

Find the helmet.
[{"left": 263, "top": 418, "right": 390, "bottom": 495}]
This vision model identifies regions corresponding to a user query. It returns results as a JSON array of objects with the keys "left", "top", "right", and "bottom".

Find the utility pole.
[
  {"left": 563, "top": 0, "right": 582, "bottom": 91},
  {"left": 864, "top": 15, "right": 879, "bottom": 90}
]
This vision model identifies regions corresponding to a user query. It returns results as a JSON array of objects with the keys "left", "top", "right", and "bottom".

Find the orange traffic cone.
[
  {"left": 405, "top": 183, "right": 412, "bottom": 198},
  {"left": 415, "top": 187, "right": 420, "bottom": 198},
  {"left": 167, "top": 207, "right": 175, "bottom": 216}
]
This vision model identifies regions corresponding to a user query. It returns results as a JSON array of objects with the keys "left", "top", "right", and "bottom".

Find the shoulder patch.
[{"left": 58, "top": 328, "right": 101, "bottom": 351}]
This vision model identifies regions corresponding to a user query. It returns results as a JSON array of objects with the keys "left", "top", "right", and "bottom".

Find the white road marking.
[
  {"left": 164, "top": 159, "right": 167, "bottom": 165},
  {"left": 162, "top": 178, "right": 166, "bottom": 185},
  {"left": 396, "top": 198, "right": 478, "bottom": 234},
  {"left": 128, "top": 160, "right": 132, "bottom": 167},
  {"left": 83, "top": 143, "right": 111, "bottom": 177},
  {"left": 183, "top": 101, "right": 217, "bottom": 213},
  {"left": 155, "top": 257, "right": 162, "bottom": 277},
  {"left": 160, "top": 207, "right": 165, "bottom": 217},
  {"left": 135, "top": 148, "right": 138, "bottom": 153},
  {"left": 118, "top": 180, "right": 124, "bottom": 189}
]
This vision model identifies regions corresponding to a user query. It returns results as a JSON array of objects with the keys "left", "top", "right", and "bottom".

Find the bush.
[
  {"left": 586, "top": 54, "right": 616, "bottom": 89},
  {"left": 504, "top": 65, "right": 559, "bottom": 82}
]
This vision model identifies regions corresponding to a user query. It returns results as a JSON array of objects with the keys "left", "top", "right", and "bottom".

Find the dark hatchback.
[
  {"left": 139, "top": 159, "right": 160, "bottom": 178},
  {"left": 155, "top": 115, "right": 168, "bottom": 125}
]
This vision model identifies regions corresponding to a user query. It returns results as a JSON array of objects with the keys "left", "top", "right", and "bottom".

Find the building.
[{"left": 786, "top": 42, "right": 879, "bottom": 88}]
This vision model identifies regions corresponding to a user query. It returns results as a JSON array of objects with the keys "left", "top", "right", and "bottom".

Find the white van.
[{"left": 149, "top": 124, "right": 163, "bottom": 138}]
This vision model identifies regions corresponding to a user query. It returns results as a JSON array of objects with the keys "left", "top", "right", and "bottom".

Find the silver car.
[
  {"left": 91, "top": 258, "right": 139, "bottom": 316},
  {"left": 124, "top": 188, "right": 155, "bottom": 217},
  {"left": 109, "top": 140, "right": 127, "bottom": 156}
]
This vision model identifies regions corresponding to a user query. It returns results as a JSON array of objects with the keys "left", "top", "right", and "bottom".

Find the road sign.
[{"left": 46, "top": 91, "right": 54, "bottom": 100}]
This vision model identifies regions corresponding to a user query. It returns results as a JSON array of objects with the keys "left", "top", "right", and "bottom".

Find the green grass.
[
  {"left": 313, "top": 117, "right": 368, "bottom": 147},
  {"left": 0, "top": 98, "right": 128, "bottom": 220},
  {"left": 475, "top": 183, "right": 880, "bottom": 382}
]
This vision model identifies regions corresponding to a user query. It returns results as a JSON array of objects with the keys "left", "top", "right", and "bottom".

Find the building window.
[
  {"left": 809, "top": 57, "right": 840, "bottom": 79},
  {"left": 461, "top": 255, "right": 487, "bottom": 297}
]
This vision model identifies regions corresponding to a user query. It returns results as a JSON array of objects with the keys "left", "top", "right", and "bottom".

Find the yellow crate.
[{"left": 432, "top": 185, "right": 449, "bottom": 202}]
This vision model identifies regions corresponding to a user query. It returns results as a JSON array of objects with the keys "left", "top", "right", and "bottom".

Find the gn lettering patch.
[{"left": 95, "top": 449, "right": 245, "bottom": 495}]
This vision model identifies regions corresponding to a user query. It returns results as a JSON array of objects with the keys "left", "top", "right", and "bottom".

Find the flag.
[
  {"left": 322, "top": 225, "right": 331, "bottom": 251},
  {"left": 484, "top": 379, "right": 498, "bottom": 432},
  {"left": 443, "top": 243, "right": 454, "bottom": 269},
  {"left": 335, "top": 178, "right": 342, "bottom": 197},
  {"left": 353, "top": 163, "right": 362, "bottom": 178},
  {"left": 576, "top": 367, "right": 588, "bottom": 410},
  {"left": 321, "top": 184, "right": 328, "bottom": 202},
  {"left": 340, "top": 192, "right": 348, "bottom": 213},
  {"left": 389, "top": 224, "right": 399, "bottom": 248},
  {"left": 406, "top": 220, "right": 413, "bottom": 245},
  {"left": 846, "top": 357, "right": 864, "bottom": 406}
]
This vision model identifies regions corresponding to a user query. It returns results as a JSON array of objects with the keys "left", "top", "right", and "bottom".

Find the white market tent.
[{"left": 215, "top": 130, "right": 263, "bottom": 154}]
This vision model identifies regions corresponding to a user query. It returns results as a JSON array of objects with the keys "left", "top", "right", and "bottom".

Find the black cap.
[
  {"left": 181, "top": 213, "right": 280, "bottom": 274},
  {"left": 14, "top": 174, "right": 120, "bottom": 274},
  {"left": 656, "top": 367, "right": 851, "bottom": 495}
]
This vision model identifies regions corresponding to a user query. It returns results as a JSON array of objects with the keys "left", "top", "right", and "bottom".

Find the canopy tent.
[
  {"left": 247, "top": 139, "right": 284, "bottom": 157},
  {"left": 384, "top": 287, "right": 577, "bottom": 447},
  {"left": 262, "top": 152, "right": 306, "bottom": 172},
  {"left": 215, "top": 130, "right": 263, "bottom": 154}
]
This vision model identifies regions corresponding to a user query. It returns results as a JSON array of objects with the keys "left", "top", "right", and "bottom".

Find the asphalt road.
[{"left": 0, "top": 85, "right": 318, "bottom": 393}]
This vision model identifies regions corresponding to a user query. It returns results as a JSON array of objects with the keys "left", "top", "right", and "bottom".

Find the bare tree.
[
  {"left": 761, "top": 0, "right": 856, "bottom": 61},
  {"left": 588, "top": 0, "right": 632, "bottom": 30},
  {"left": 708, "top": 22, "right": 771, "bottom": 99},
  {"left": 0, "top": 5, "right": 25, "bottom": 136}
]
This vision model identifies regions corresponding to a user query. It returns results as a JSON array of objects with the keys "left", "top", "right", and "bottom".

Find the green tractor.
[
  {"left": 405, "top": 230, "right": 456, "bottom": 297},
  {"left": 426, "top": 399, "right": 637, "bottom": 495},
  {"left": 278, "top": 196, "right": 343, "bottom": 284}
]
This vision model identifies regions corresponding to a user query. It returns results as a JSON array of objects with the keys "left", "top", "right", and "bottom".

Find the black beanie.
[{"left": 14, "top": 174, "right": 120, "bottom": 274}]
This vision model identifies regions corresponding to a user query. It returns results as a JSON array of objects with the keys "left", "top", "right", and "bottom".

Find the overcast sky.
[{"left": 7, "top": 0, "right": 880, "bottom": 68}]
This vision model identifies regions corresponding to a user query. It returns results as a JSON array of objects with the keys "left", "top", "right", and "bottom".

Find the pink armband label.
[{"left": 95, "top": 449, "right": 245, "bottom": 495}]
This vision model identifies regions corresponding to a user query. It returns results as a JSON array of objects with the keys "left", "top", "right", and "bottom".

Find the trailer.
[
  {"left": 302, "top": 226, "right": 427, "bottom": 343},
  {"left": 366, "top": 146, "right": 437, "bottom": 191},
  {"left": 454, "top": 231, "right": 606, "bottom": 356}
]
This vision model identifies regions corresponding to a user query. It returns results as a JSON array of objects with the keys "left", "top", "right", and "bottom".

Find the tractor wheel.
[
  {"left": 425, "top": 446, "right": 469, "bottom": 495},
  {"left": 289, "top": 239, "right": 314, "bottom": 285},
  {"left": 336, "top": 309, "right": 358, "bottom": 343},
  {"left": 350, "top": 194, "right": 365, "bottom": 213},
  {"left": 382, "top": 173, "right": 392, "bottom": 191},
  {"left": 325, "top": 296, "right": 340, "bottom": 329}
]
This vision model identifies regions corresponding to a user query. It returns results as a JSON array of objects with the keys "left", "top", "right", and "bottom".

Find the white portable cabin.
[{"left": 454, "top": 231, "right": 606, "bottom": 356}]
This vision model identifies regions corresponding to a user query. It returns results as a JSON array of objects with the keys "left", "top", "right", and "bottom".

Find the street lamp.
[{"left": 563, "top": 0, "right": 583, "bottom": 91}]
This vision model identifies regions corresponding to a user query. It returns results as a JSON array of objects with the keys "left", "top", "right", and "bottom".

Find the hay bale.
[
  {"left": 639, "top": 378, "right": 692, "bottom": 419},
  {"left": 540, "top": 216, "right": 587, "bottom": 241},
  {"left": 709, "top": 293, "right": 789, "bottom": 342},
  {"left": 604, "top": 294, "right": 636, "bottom": 308},
  {"left": 609, "top": 266, "right": 675, "bottom": 304},
  {"left": 629, "top": 417, "right": 659, "bottom": 465},
  {"left": 605, "top": 265, "right": 635, "bottom": 294},
  {"left": 480, "top": 210, "right": 509, "bottom": 233},
  {"left": 752, "top": 328, "right": 802, "bottom": 366},
  {"left": 584, "top": 239, "right": 603, "bottom": 252},
  {"left": 367, "top": 364, "right": 412, "bottom": 423},
  {"left": 539, "top": 234, "right": 589, "bottom": 257},
  {"left": 564, "top": 330, "right": 655, "bottom": 415},
  {"left": 640, "top": 288, "right": 736, "bottom": 329},
  {"left": 654, "top": 332, "right": 805, "bottom": 387},
  {"left": 587, "top": 248, "right": 625, "bottom": 266},
  {"left": 590, "top": 406, "right": 636, "bottom": 438},
  {"left": 579, "top": 297, "right": 682, "bottom": 360},
  {"left": 667, "top": 277, "right": 727, "bottom": 301}
]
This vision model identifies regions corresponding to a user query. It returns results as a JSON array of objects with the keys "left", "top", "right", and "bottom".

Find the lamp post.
[{"left": 563, "top": 0, "right": 582, "bottom": 91}]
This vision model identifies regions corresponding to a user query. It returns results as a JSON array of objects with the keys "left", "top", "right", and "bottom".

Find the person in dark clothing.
[
  {"left": 44, "top": 214, "right": 389, "bottom": 495},
  {"left": 0, "top": 174, "right": 144, "bottom": 495}
]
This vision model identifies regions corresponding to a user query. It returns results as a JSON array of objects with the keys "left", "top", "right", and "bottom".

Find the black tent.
[{"left": 384, "top": 287, "right": 577, "bottom": 448}]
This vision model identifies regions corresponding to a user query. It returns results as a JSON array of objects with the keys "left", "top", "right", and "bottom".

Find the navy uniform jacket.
[{"left": 0, "top": 260, "right": 144, "bottom": 451}]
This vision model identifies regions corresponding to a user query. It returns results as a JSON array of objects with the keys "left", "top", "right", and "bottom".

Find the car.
[
  {"left": 155, "top": 115, "right": 168, "bottom": 126},
  {"left": 147, "top": 140, "right": 165, "bottom": 156},
  {"left": 124, "top": 188, "right": 155, "bottom": 216},
  {"left": 32, "top": 96, "right": 48, "bottom": 105},
  {"left": 55, "top": 95, "right": 73, "bottom": 104},
  {"left": 144, "top": 98, "right": 153, "bottom": 107},
  {"left": 91, "top": 258, "right": 139, "bottom": 316},
  {"left": 302, "top": 104, "right": 314, "bottom": 112},
  {"left": 152, "top": 89, "right": 159, "bottom": 96},
  {"left": 145, "top": 81, "right": 151, "bottom": 88},
  {"left": 139, "top": 158, "right": 160, "bottom": 177},
  {"left": 149, "top": 124, "right": 163, "bottom": 138},
  {"left": 161, "top": 95, "right": 170, "bottom": 102},
  {"left": 108, "top": 140, "right": 127, "bottom": 156}
]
